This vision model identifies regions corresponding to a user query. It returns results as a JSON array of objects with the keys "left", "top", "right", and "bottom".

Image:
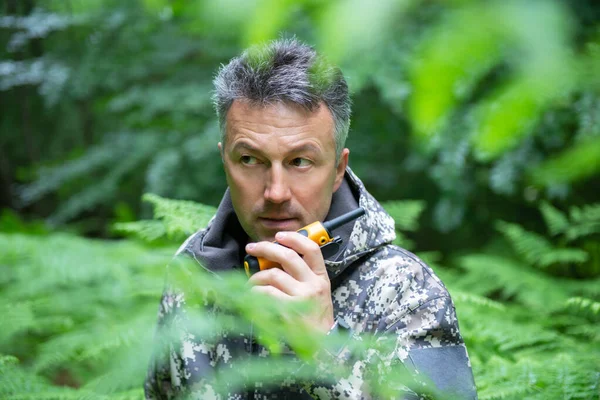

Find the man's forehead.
[
  {"left": 222, "top": 100, "right": 336, "bottom": 152},
  {"left": 226, "top": 100, "right": 334, "bottom": 129}
]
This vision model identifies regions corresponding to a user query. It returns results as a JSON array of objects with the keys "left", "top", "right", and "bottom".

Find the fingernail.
[
  {"left": 275, "top": 232, "right": 286, "bottom": 240},
  {"left": 246, "top": 243, "right": 256, "bottom": 250}
]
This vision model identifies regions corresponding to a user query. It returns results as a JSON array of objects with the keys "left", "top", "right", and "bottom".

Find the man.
[{"left": 145, "top": 38, "right": 477, "bottom": 399}]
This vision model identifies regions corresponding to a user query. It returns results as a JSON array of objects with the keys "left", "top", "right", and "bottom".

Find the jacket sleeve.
[
  {"left": 145, "top": 287, "right": 235, "bottom": 400},
  {"left": 144, "top": 254, "right": 249, "bottom": 400},
  {"left": 303, "top": 295, "right": 478, "bottom": 399},
  {"left": 145, "top": 228, "right": 217, "bottom": 400},
  {"left": 144, "top": 287, "right": 187, "bottom": 400},
  {"left": 144, "top": 244, "right": 220, "bottom": 400}
]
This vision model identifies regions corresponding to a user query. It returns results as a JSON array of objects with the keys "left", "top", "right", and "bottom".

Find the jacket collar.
[
  {"left": 185, "top": 167, "right": 396, "bottom": 279},
  {"left": 324, "top": 168, "right": 396, "bottom": 278}
]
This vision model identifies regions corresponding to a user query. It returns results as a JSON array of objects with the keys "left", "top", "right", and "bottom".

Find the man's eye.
[
  {"left": 291, "top": 158, "right": 311, "bottom": 167},
  {"left": 240, "top": 155, "right": 259, "bottom": 165}
]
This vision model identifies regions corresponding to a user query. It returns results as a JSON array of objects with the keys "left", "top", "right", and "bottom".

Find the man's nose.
[{"left": 264, "top": 165, "right": 292, "bottom": 204}]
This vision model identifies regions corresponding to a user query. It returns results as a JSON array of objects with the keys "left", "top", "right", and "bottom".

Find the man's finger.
[
  {"left": 249, "top": 268, "right": 301, "bottom": 296},
  {"left": 250, "top": 284, "right": 292, "bottom": 300},
  {"left": 274, "top": 231, "right": 328, "bottom": 278},
  {"left": 246, "top": 241, "right": 312, "bottom": 281}
]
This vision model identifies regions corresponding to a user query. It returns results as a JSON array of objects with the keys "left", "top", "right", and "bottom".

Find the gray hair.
[{"left": 213, "top": 38, "right": 351, "bottom": 160}]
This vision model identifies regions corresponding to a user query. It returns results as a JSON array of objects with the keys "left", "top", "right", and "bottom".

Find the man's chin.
[
  {"left": 259, "top": 235, "right": 277, "bottom": 243},
  {"left": 254, "top": 228, "right": 281, "bottom": 243},
  {"left": 247, "top": 229, "right": 275, "bottom": 243}
]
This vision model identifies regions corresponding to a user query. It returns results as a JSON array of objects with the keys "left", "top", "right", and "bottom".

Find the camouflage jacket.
[{"left": 145, "top": 168, "right": 477, "bottom": 399}]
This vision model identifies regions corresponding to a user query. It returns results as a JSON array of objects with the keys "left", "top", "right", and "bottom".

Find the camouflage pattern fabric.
[{"left": 145, "top": 168, "right": 477, "bottom": 399}]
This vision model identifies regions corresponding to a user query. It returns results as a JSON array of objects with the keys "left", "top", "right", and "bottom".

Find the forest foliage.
[{"left": 1, "top": 0, "right": 599, "bottom": 398}]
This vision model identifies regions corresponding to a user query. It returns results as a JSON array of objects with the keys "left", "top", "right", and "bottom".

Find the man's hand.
[{"left": 246, "top": 231, "right": 334, "bottom": 334}]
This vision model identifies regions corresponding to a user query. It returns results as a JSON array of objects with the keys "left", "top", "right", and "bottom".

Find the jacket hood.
[{"left": 180, "top": 167, "right": 397, "bottom": 280}]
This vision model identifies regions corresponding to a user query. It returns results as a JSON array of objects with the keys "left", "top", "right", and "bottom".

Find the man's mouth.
[{"left": 257, "top": 217, "right": 299, "bottom": 231}]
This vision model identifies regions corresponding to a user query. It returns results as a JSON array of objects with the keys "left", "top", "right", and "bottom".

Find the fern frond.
[
  {"left": 566, "top": 203, "right": 600, "bottom": 241},
  {"left": 142, "top": 193, "right": 217, "bottom": 240},
  {"left": 49, "top": 135, "right": 161, "bottom": 224},
  {"left": 381, "top": 200, "right": 425, "bottom": 231},
  {"left": 478, "top": 383, "right": 534, "bottom": 400},
  {"left": 33, "top": 311, "right": 155, "bottom": 373},
  {"left": 475, "top": 349, "right": 600, "bottom": 400},
  {"left": 144, "top": 148, "right": 182, "bottom": 198},
  {"left": 108, "top": 82, "right": 212, "bottom": 118},
  {"left": 17, "top": 142, "right": 117, "bottom": 206},
  {"left": 538, "top": 248, "right": 589, "bottom": 267},
  {"left": 81, "top": 341, "right": 151, "bottom": 396},
  {"left": 451, "top": 292, "right": 505, "bottom": 311},
  {"left": 565, "top": 324, "right": 600, "bottom": 342},
  {"left": 456, "top": 254, "right": 571, "bottom": 310},
  {"left": 18, "top": 132, "right": 152, "bottom": 210},
  {"left": 496, "top": 221, "right": 588, "bottom": 268},
  {"left": 451, "top": 301, "right": 561, "bottom": 357},
  {"left": 108, "top": 388, "right": 145, "bottom": 400},
  {"left": 0, "top": 303, "right": 35, "bottom": 344},
  {"left": 475, "top": 356, "right": 536, "bottom": 399},
  {"left": 565, "top": 276, "right": 600, "bottom": 299},
  {"left": 75, "top": 316, "right": 155, "bottom": 364},
  {"left": 539, "top": 201, "right": 568, "bottom": 236},
  {"left": 0, "top": 356, "right": 64, "bottom": 398},
  {"left": 5, "top": 390, "right": 94, "bottom": 400},
  {"left": 0, "top": 355, "right": 18, "bottom": 366},
  {"left": 496, "top": 221, "right": 552, "bottom": 265},
  {"left": 112, "top": 220, "right": 167, "bottom": 243},
  {"left": 566, "top": 297, "right": 600, "bottom": 315},
  {"left": 48, "top": 178, "right": 119, "bottom": 224}
]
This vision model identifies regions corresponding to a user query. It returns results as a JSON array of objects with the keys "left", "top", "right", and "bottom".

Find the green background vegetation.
[{"left": 1, "top": 0, "right": 599, "bottom": 398}]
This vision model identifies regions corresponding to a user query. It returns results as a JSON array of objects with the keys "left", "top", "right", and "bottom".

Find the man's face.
[{"left": 219, "top": 100, "right": 349, "bottom": 242}]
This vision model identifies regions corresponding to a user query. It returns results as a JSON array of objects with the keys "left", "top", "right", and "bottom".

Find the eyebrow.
[
  {"left": 230, "top": 141, "right": 259, "bottom": 154},
  {"left": 231, "top": 141, "right": 322, "bottom": 155},
  {"left": 288, "top": 143, "right": 322, "bottom": 155}
]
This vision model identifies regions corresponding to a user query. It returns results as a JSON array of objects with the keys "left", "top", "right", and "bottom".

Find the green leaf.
[
  {"left": 143, "top": 193, "right": 217, "bottom": 240},
  {"left": 539, "top": 202, "right": 568, "bottom": 236},
  {"left": 566, "top": 203, "right": 600, "bottom": 241},
  {"left": 496, "top": 221, "right": 588, "bottom": 268},
  {"left": 381, "top": 200, "right": 425, "bottom": 231},
  {"left": 566, "top": 297, "right": 600, "bottom": 315},
  {"left": 408, "top": 3, "right": 501, "bottom": 139},
  {"left": 113, "top": 220, "right": 166, "bottom": 242},
  {"left": 530, "top": 137, "right": 600, "bottom": 187}
]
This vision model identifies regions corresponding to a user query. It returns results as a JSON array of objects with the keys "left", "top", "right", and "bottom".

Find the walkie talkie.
[{"left": 243, "top": 207, "right": 365, "bottom": 277}]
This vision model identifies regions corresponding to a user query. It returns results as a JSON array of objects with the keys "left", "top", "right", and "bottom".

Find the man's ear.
[
  {"left": 333, "top": 148, "right": 349, "bottom": 192},
  {"left": 218, "top": 142, "right": 224, "bottom": 162}
]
